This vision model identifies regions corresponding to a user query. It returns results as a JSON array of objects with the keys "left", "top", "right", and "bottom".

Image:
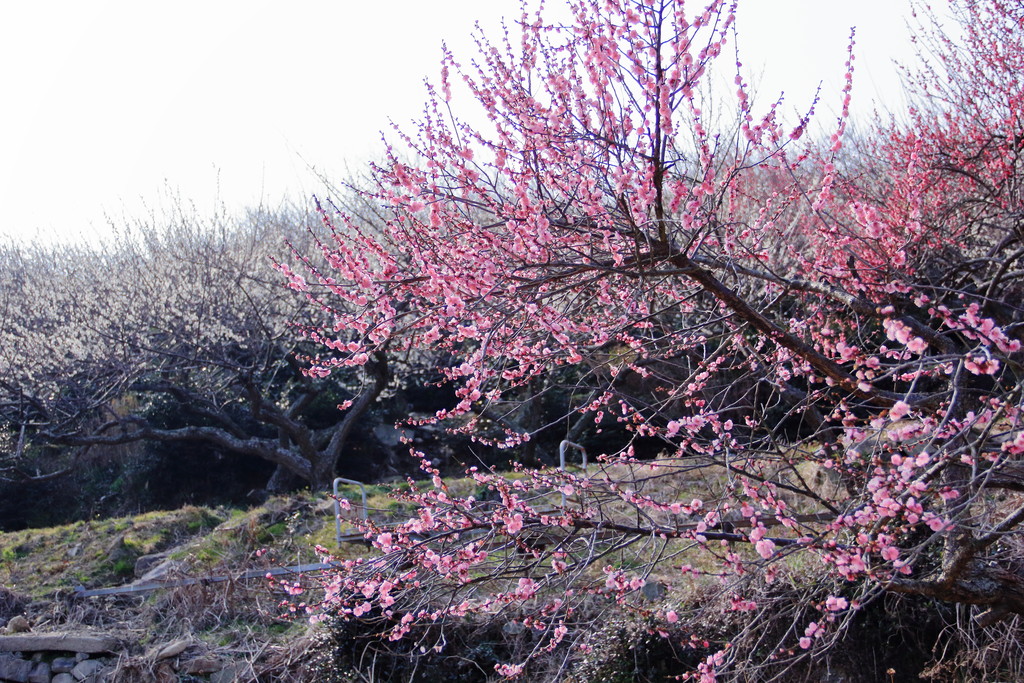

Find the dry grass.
[{"left": 0, "top": 491, "right": 375, "bottom": 680}]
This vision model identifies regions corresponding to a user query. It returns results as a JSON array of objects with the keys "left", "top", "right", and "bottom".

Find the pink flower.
[
  {"left": 889, "top": 401, "right": 911, "bottom": 420},
  {"left": 516, "top": 577, "right": 538, "bottom": 598},
  {"left": 965, "top": 356, "right": 999, "bottom": 375},
  {"left": 665, "top": 610, "right": 679, "bottom": 623},
  {"left": 495, "top": 663, "right": 524, "bottom": 678},
  {"left": 505, "top": 513, "right": 524, "bottom": 534},
  {"left": 825, "top": 596, "right": 848, "bottom": 611},
  {"left": 906, "top": 336, "right": 928, "bottom": 353}
]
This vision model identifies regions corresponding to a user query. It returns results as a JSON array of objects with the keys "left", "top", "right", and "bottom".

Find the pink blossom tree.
[{"left": 287, "top": 0, "right": 1023, "bottom": 678}]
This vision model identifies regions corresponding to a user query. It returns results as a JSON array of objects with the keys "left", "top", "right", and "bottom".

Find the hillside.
[
  {"left": 5, "top": 472, "right": 1024, "bottom": 682},
  {"left": 0, "top": 489, "right": 378, "bottom": 682}
]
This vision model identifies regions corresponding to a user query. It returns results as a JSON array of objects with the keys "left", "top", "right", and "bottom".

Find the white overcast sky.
[{"left": 0, "top": 0, "right": 921, "bottom": 245}]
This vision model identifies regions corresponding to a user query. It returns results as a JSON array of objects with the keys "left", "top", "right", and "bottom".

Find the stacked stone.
[
  {"left": 0, "top": 631, "right": 251, "bottom": 682},
  {"left": 0, "top": 633, "right": 117, "bottom": 683}
]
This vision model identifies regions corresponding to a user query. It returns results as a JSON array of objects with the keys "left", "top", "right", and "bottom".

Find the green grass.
[
  {"left": 0, "top": 506, "right": 234, "bottom": 599},
  {"left": 0, "top": 465, "right": 789, "bottom": 603},
  {"left": 0, "top": 466, "right": 854, "bottom": 682}
]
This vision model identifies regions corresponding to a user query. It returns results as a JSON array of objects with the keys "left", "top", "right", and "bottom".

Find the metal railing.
[
  {"left": 333, "top": 477, "right": 368, "bottom": 547},
  {"left": 558, "top": 440, "right": 588, "bottom": 507}
]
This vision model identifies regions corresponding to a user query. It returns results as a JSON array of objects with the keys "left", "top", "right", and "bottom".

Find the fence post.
[
  {"left": 558, "top": 440, "right": 587, "bottom": 507},
  {"left": 333, "top": 477, "right": 368, "bottom": 547}
]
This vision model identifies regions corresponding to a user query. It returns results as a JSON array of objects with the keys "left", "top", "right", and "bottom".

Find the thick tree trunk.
[
  {"left": 266, "top": 464, "right": 303, "bottom": 493},
  {"left": 309, "top": 351, "right": 391, "bottom": 491},
  {"left": 888, "top": 563, "right": 1024, "bottom": 626}
]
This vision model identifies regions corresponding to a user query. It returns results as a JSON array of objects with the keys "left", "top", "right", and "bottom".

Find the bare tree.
[{"left": 0, "top": 202, "right": 389, "bottom": 490}]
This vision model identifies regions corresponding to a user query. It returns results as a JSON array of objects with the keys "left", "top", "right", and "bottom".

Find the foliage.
[{"left": 282, "top": 0, "right": 1024, "bottom": 679}]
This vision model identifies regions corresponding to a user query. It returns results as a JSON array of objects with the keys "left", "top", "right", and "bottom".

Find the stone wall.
[
  {"left": 0, "top": 634, "right": 117, "bottom": 683},
  {"left": 0, "top": 632, "right": 249, "bottom": 683}
]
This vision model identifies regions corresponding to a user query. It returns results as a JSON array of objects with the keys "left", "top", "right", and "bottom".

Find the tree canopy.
[{"left": 0, "top": 205, "right": 389, "bottom": 491}]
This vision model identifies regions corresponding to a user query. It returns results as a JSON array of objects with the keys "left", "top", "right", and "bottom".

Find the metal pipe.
[
  {"left": 558, "top": 440, "right": 587, "bottom": 506},
  {"left": 333, "top": 477, "right": 368, "bottom": 546}
]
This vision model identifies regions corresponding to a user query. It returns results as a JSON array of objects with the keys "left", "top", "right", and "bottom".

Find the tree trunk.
[{"left": 266, "top": 464, "right": 303, "bottom": 493}]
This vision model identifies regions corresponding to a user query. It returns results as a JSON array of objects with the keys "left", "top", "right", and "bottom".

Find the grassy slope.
[
  {"left": 0, "top": 467, "right": 951, "bottom": 682},
  {"left": 0, "top": 488, "right": 381, "bottom": 601},
  {"left": 0, "top": 486, "right": 394, "bottom": 680}
]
